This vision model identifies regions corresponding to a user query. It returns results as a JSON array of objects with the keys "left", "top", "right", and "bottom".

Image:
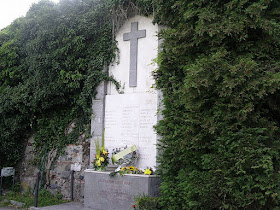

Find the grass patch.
[{"left": 0, "top": 189, "right": 67, "bottom": 209}]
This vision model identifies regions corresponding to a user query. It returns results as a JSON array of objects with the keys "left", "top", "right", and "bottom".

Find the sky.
[{"left": 0, "top": 0, "right": 60, "bottom": 30}]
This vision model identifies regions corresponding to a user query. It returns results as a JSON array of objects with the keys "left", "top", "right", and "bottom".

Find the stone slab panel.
[
  {"left": 84, "top": 170, "right": 160, "bottom": 210},
  {"left": 91, "top": 100, "right": 105, "bottom": 136},
  {"left": 94, "top": 81, "right": 107, "bottom": 100},
  {"left": 104, "top": 92, "right": 158, "bottom": 169}
]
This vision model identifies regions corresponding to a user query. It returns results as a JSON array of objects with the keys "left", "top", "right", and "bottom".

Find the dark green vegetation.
[
  {"left": 2, "top": 0, "right": 280, "bottom": 209},
  {"left": 0, "top": 0, "right": 152, "bottom": 167},
  {"left": 0, "top": 189, "right": 65, "bottom": 208},
  {"left": 134, "top": 195, "right": 162, "bottom": 210},
  {"left": 0, "top": 0, "right": 115, "bottom": 166},
  {"left": 154, "top": 0, "right": 280, "bottom": 209}
]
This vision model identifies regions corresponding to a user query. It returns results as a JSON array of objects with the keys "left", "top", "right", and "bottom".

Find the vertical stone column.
[{"left": 89, "top": 68, "right": 107, "bottom": 167}]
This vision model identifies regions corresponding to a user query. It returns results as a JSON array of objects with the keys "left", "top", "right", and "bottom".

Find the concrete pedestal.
[{"left": 84, "top": 169, "right": 160, "bottom": 210}]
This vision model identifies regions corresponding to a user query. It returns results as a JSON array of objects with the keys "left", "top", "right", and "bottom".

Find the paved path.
[{"left": 29, "top": 202, "right": 84, "bottom": 210}]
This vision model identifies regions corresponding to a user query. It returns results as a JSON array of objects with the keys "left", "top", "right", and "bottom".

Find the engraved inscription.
[
  {"left": 99, "top": 178, "right": 132, "bottom": 201},
  {"left": 121, "top": 105, "right": 139, "bottom": 145},
  {"left": 105, "top": 93, "right": 158, "bottom": 168},
  {"left": 105, "top": 111, "right": 117, "bottom": 129}
]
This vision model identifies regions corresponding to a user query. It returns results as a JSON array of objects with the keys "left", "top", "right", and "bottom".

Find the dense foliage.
[
  {"left": 0, "top": 0, "right": 113, "bottom": 166},
  {"left": 2, "top": 0, "right": 280, "bottom": 208},
  {"left": 154, "top": 0, "right": 280, "bottom": 209},
  {"left": 0, "top": 0, "right": 153, "bottom": 167}
]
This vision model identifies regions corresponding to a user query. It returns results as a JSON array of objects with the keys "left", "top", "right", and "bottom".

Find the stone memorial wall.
[
  {"left": 90, "top": 15, "right": 160, "bottom": 169},
  {"left": 105, "top": 16, "right": 158, "bottom": 168},
  {"left": 86, "top": 15, "right": 161, "bottom": 209}
]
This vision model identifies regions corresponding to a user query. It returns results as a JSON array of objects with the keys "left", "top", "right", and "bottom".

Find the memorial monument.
[{"left": 84, "top": 15, "right": 162, "bottom": 210}]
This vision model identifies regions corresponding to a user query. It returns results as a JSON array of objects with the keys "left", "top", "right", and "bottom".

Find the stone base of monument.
[
  {"left": 84, "top": 169, "right": 160, "bottom": 210},
  {"left": 105, "top": 166, "right": 119, "bottom": 172}
]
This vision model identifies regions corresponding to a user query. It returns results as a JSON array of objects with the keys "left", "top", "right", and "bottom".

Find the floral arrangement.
[
  {"left": 109, "top": 166, "right": 142, "bottom": 176},
  {"left": 112, "top": 146, "right": 138, "bottom": 166},
  {"left": 144, "top": 167, "right": 153, "bottom": 175},
  {"left": 109, "top": 166, "right": 155, "bottom": 177},
  {"left": 119, "top": 166, "right": 143, "bottom": 176},
  {"left": 92, "top": 130, "right": 109, "bottom": 171}
]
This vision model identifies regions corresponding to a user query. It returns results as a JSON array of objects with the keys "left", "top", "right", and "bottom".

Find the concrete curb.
[{"left": 29, "top": 202, "right": 84, "bottom": 210}]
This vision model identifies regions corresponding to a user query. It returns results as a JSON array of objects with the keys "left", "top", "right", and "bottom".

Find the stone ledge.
[
  {"left": 84, "top": 169, "right": 158, "bottom": 178},
  {"left": 10, "top": 200, "right": 25, "bottom": 208}
]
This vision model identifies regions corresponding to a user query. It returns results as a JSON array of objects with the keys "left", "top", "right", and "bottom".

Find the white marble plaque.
[{"left": 105, "top": 93, "right": 158, "bottom": 169}]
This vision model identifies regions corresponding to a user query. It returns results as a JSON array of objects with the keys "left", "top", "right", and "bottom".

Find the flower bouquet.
[
  {"left": 109, "top": 166, "right": 155, "bottom": 177},
  {"left": 109, "top": 166, "right": 143, "bottom": 177},
  {"left": 144, "top": 167, "right": 154, "bottom": 175},
  {"left": 118, "top": 166, "right": 143, "bottom": 176},
  {"left": 111, "top": 145, "right": 138, "bottom": 166},
  {"left": 92, "top": 130, "right": 109, "bottom": 171}
]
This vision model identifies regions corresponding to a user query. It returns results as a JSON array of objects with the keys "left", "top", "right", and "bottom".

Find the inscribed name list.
[{"left": 105, "top": 93, "right": 157, "bottom": 168}]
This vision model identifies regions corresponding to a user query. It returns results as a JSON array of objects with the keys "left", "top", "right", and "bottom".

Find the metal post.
[
  {"left": 70, "top": 170, "right": 74, "bottom": 201},
  {"left": 34, "top": 172, "right": 41, "bottom": 207},
  {"left": 12, "top": 175, "right": 15, "bottom": 190},
  {"left": 0, "top": 176, "right": 2, "bottom": 196}
]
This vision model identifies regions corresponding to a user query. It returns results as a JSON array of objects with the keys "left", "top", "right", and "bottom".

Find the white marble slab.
[{"left": 105, "top": 92, "right": 158, "bottom": 169}]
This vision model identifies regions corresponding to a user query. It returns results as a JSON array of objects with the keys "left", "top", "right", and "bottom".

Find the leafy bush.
[
  {"left": 154, "top": 0, "right": 280, "bottom": 209},
  {"left": 54, "top": 191, "right": 63, "bottom": 200},
  {"left": 134, "top": 195, "right": 161, "bottom": 210}
]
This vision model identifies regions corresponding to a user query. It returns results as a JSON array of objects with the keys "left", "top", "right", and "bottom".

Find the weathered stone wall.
[
  {"left": 20, "top": 137, "right": 39, "bottom": 192},
  {"left": 19, "top": 136, "right": 90, "bottom": 201}
]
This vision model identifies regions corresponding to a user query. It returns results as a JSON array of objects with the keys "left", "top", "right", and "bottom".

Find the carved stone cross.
[{"left": 123, "top": 22, "right": 146, "bottom": 87}]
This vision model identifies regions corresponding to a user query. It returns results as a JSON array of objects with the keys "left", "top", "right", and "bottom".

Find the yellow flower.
[
  {"left": 97, "top": 160, "right": 101, "bottom": 166},
  {"left": 144, "top": 169, "right": 152, "bottom": 175},
  {"left": 129, "top": 166, "right": 135, "bottom": 171},
  {"left": 99, "top": 157, "right": 105, "bottom": 162},
  {"left": 102, "top": 150, "right": 108, "bottom": 155}
]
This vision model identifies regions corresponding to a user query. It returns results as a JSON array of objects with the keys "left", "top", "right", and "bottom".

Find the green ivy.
[{"left": 0, "top": 0, "right": 153, "bottom": 167}]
